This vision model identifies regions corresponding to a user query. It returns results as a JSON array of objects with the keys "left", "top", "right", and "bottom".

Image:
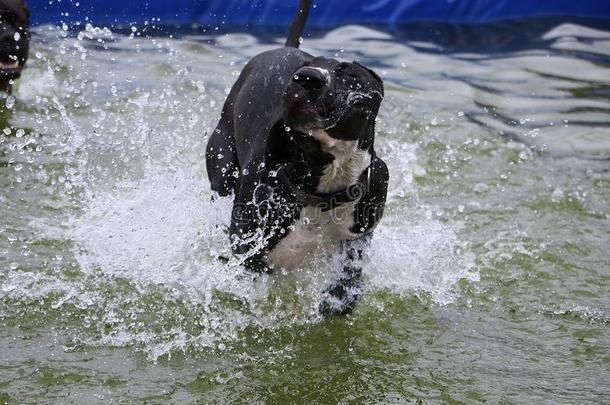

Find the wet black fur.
[
  {"left": 0, "top": 0, "right": 29, "bottom": 93},
  {"left": 205, "top": 0, "right": 389, "bottom": 315}
]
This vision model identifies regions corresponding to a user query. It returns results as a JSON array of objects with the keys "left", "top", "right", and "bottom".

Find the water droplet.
[
  {"left": 284, "top": 126, "right": 291, "bottom": 132},
  {"left": 13, "top": 32, "right": 20, "bottom": 41},
  {"left": 473, "top": 183, "right": 488, "bottom": 194},
  {"left": 5, "top": 96, "right": 15, "bottom": 109},
  {"left": 551, "top": 188, "right": 564, "bottom": 202}
]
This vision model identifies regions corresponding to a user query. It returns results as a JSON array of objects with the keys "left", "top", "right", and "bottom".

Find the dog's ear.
[{"left": 354, "top": 61, "right": 384, "bottom": 96}]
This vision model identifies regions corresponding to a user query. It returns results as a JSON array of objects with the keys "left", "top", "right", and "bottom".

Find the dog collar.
[{"left": 279, "top": 162, "right": 372, "bottom": 211}]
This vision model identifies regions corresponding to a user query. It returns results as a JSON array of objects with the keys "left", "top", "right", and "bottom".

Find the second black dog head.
[{"left": 0, "top": 0, "right": 30, "bottom": 90}]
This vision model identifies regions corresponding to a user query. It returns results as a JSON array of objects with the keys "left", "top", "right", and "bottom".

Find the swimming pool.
[{"left": 0, "top": 19, "right": 609, "bottom": 403}]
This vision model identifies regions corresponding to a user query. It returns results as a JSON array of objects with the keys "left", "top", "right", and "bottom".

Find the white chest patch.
[
  {"left": 313, "top": 131, "right": 371, "bottom": 194},
  {"left": 267, "top": 202, "right": 359, "bottom": 270},
  {"left": 267, "top": 131, "right": 371, "bottom": 270}
]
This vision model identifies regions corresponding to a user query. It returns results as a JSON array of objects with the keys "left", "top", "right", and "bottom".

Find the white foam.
[
  {"left": 71, "top": 166, "right": 213, "bottom": 282},
  {"left": 368, "top": 216, "right": 477, "bottom": 305}
]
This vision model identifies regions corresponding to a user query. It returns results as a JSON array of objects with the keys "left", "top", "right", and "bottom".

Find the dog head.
[
  {"left": 0, "top": 0, "right": 30, "bottom": 91},
  {"left": 282, "top": 57, "right": 383, "bottom": 150}
]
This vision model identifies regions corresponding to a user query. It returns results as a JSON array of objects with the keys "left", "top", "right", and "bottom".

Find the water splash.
[{"left": 2, "top": 24, "right": 477, "bottom": 361}]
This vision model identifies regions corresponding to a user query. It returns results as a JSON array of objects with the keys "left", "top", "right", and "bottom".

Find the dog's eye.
[
  {"left": 350, "top": 101, "right": 371, "bottom": 117},
  {"left": 350, "top": 99, "right": 365, "bottom": 109},
  {"left": 347, "top": 93, "right": 370, "bottom": 110}
]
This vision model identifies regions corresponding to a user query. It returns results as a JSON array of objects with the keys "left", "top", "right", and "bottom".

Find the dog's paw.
[
  {"left": 318, "top": 282, "right": 361, "bottom": 316},
  {"left": 243, "top": 255, "right": 274, "bottom": 275}
]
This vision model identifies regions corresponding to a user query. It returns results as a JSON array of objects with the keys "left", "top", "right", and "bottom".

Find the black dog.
[
  {"left": 206, "top": 0, "right": 388, "bottom": 315},
  {"left": 0, "top": 0, "right": 29, "bottom": 93}
]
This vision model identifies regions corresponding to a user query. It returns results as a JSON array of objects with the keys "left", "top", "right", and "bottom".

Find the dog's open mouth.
[
  {"left": 315, "top": 103, "right": 327, "bottom": 114},
  {"left": 288, "top": 100, "right": 347, "bottom": 134},
  {"left": 0, "top": 53, "right": 22, "bottom": 70},
  {"left": 0, "top": 60, "right": 22, "bottom": 80},
  {"left": 0, "top": 61, "right": 19, "bottom": 70}
]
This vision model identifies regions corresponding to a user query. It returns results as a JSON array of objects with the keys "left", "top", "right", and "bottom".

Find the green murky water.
[{"left": 1, "top": 21, "right": 609, "bottom": 403}]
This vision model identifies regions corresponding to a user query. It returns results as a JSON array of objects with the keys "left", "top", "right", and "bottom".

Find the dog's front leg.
[
  {"left": 229, "top": 193, "right": 276, "bottom": 274},
  {"left": 229, "top": 166, "right": 301, "bottom": 274},
  {"left": 319, "top": 235, "right": 372, "bottom": 316}
]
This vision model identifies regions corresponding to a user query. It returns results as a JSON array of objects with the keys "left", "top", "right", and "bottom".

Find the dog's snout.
[{"left": 293, "top": 67, "right": 329, "bottom": 92}]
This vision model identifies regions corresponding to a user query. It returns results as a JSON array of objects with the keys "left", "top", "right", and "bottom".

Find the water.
[{"left": 1, "top": 20, "right": 609, "bottom": 403}]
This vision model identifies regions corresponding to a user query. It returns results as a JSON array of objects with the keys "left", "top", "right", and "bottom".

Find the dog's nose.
[{"left": 293, "top": 67, "right": 329, "bottom": 91}]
